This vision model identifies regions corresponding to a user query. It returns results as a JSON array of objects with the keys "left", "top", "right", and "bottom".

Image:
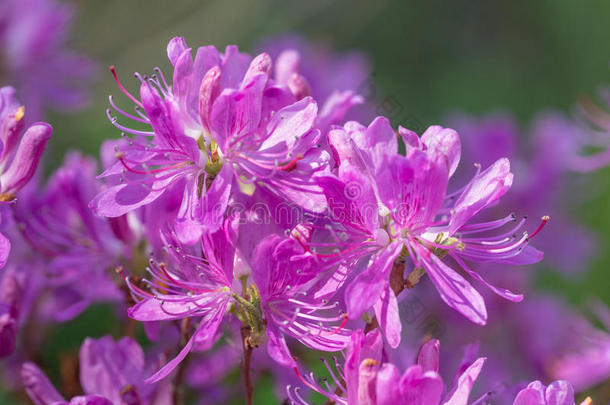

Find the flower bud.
[
  {"left": 199, "top": 66, "right": 222, "bottom": 132},
  {"left": 1, "top": 122, "right": 52, "bottom": 195}
]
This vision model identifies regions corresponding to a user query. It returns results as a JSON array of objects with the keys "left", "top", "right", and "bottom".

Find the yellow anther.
[
  {"left": 15, "top": 106, "right": 25, "bottom": 122},
  {"left": 361, "top": 358, "right": 380, "bottom": 367}
]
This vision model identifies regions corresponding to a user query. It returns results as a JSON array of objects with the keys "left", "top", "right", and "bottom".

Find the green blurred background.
[
  {"left": 57, "top": 0, "right": 610, "bottom": 298},
  {"left": 17, "top": 0, "right": 610, "bottom": 403}
]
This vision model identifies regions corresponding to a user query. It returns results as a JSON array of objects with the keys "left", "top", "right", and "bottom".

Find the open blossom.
[
  {"left": 125, "top": 218, "right": 351, "bottom": 381},
  {"left": 0, "top": 0, "right": 96, "bottom": 120},
  {"left": 125, "top": 218, "right": 239, "bottom": 382},
  {"left": 251, "top": 234, "right": 351, "bottom": 368},
  {"left": 22, "top": 335, "right": 170, "bottom": 405},
  {"left": 288, "top": 329, "right": 487, "bottom": 405},
  {"left": 91, "top": 37, "right": 345, "bottom": 238},
  {"left": 312, "top": 118, "right": 543, "bottom": 347},
  {"left": 0, "top": 86, "right": 52, "bottom": 268}
]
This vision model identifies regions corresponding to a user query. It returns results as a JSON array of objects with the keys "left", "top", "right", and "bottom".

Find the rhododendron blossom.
[{"left": 1, "top": 28, "right": 606, "bottom": 405}]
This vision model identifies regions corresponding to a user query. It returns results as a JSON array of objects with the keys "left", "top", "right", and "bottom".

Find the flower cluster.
[{"left": 0, "top": 23, "right": 608, "bottom": 405}]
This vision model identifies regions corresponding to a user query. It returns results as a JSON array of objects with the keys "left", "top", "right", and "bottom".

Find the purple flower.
[
  {"left": 512, "top": 380, "right": 591, "bottom": 405},
  {"left": 0, "top": 0, "right": 96, "bottom": 120},
  {"left": 314, "top": 118, "right": 542, "bottom": 344},
  {"left": 288, "top": 329, "right": 487, "bottom": 405},
  {"left": 251, "top": 234, "right": 351, "bottom": 368},
  {"left": 22, "top": 335, "right": 169, "bottom": 405},
  {"left": 549, "top": 300, "right": 610, "bottom": 391},
  {"left": 124, "top": 215, "right": 352, "bottom": 381},
  {"left": 14, "top": 152, "right": 129, "bottom": 321},
  {"left": 92, "top": 37, "right": 337, "bottom": 237},
  {"left": 0, "top": 86, "right": 52, "bottom": 268},
  {"left": 125, "top": 218, "right": 238, "bottom": 382}
]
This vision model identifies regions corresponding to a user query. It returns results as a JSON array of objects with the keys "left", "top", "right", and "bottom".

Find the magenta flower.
[
  {"left": 251, "top": 234, "right": 351, "bottom": 368},
  {"left": 22, "top": 335, "right": 170, "bottom": 405},
  {"left": 92, "top": 37, "right": 333, "bottom": 237},
  {"left": 124, "top": 215, "right": 352, "bottom": 381},
  {"left": 125, "top": 218, "right": 239, "bottom": 382},
  {"left": 0, "top": 0, "right": 96, "bottom": 120},
  {"left": 288, "top": 329, "right": 487, "bottom": 405},
  {"left": 512, "top": 380, "right": 591, "bottom": 405},
  {"left": 0, "top": 86, "right": 52, "bottom": 268},
  {"left": 313, "top": 118, "right": 543, "bottom": 346}
]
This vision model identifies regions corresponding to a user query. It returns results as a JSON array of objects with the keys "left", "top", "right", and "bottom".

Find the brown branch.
[{"left": 241, "top": 326, "right": 254, "bottom": 405}]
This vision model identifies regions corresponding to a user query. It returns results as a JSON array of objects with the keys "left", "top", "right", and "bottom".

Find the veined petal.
[
  {"left": 400, "top": 365, "right": 444, "bottom": 405},
  {"left": 449, "top": 158, "right": 513, "bottom": 235},
  {"left": 167, "top": 37, "right": 188, "bottom": 66},
  {"left": 451, "top": 255, "right": 523, "bottom": 302},
  {"left": 267, "top": 323, "right": 296, "bottom": 368},
  {"left": 0, "top": 232, "right": 10, "bottom": 269},
  {"left": 316, "top": 168, "right": 379, "bottom": 234},
  {"left": 21, "top": 362, "right": 66, "bottom": 405},
  {"left": 545, "top": 380, "right": 576, "bottom": 405},
  {"left": 373, "top": 283, "right": 401, "bottom": 348},
  {"left": 417, "top": 339, "right": 440, "bottom": 373},
  {"left": 260, "top": 97, "right": 317, "bottom": 151},
  {"left": 145, "top": 307, "right": 225, "bottom": 383},
  {"left": 345, "top": 241, "right": 402, "bottom": 319},
  {"left": 443, "top": 357, "right": 486, "bottom": 405},
  {"left": 422, "top": 252, "right": 487, "bottom": 325},
  {"left": 512, "top": 381, "right": 547, "bottom": 405},
  {"left": 420, "top": 125, "right": 461, "bottom": 177},
  {"left": 375, "top": 363, "right": 402, "bottom": 405},
  {"left": 90, "top": 175, "right": 177, "bottom": 217}
]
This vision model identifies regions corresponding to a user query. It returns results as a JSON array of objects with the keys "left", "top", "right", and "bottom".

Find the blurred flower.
[
  {"left": 13, "top": 152, "right": 135, "bottom": 321},
  {"left": 0, "top": 269, "right": 21, "bottom": 357},
  {"left": 22, "top": 335, "right": 170, "bottom": 404},
  {"left": 257, "top": 33, "right": 372, "bottom": 132},
  {"left": 0, "top": 0, "right": 96, "bottom": 120}
]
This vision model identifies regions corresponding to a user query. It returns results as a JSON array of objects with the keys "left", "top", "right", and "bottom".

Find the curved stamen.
[
  {"left": 529, "top": 215, "right": 550, "bottom": 239},
  {"left": 109, "top": 66, "right": 144, "bottom": 109}
]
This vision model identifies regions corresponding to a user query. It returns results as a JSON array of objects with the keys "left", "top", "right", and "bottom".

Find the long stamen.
[
  {"left": 109, "top": 66, "right": 144, "bottom": 109},
  {"left": 116, "top": 152, "right": 190, "bottom": 175},
  {"left": 529, "top": 215, "right": 550, "bottom": 239}
]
